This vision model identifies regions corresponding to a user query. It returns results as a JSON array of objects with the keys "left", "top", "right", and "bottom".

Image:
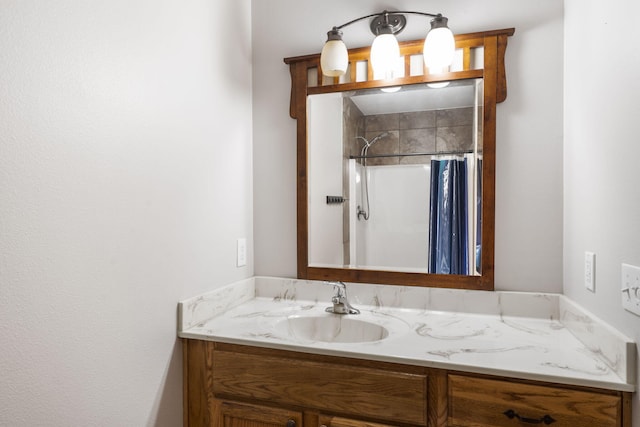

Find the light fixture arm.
[{"left": 332, "top": 10, "right": 443, "bottom": 33}]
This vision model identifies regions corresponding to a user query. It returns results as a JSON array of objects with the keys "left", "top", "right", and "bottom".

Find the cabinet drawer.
[
  {"left": 448, "top": 375, "right": 621, "bottom": 427},
  {"left": 212, "top": 350, "right": 427, "bottom": 426}
]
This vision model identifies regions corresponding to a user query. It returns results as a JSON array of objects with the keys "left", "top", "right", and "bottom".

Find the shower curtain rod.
[{"left": 349, "top": 149, "right": 475, "bottom": 160}]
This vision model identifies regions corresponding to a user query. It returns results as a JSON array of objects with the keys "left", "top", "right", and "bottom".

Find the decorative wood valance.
[{"left": 284, "top": 28, "right": 515, "bottom": 119}]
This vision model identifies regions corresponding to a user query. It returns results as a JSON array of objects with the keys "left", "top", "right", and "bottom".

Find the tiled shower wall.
[{"left": 344, "top": 100, "right": 478, "bottom": 166}]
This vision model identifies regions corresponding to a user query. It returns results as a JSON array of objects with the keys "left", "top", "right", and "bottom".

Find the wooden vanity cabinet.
[{"left": 183, "top": 339, "right": 631, "bottom": 427}]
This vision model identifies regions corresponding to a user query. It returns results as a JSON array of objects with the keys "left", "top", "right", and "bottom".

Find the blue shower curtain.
[{"left": 428, "top": 157, "right": 469, "bottom": 275}]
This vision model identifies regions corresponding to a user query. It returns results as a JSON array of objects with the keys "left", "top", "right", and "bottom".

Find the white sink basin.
[{"left": 276, "top": 314, "right": 389, "bottom": 343}]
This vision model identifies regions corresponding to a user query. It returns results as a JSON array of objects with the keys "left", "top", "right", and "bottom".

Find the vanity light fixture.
[{"left": 320, "top": 10, "right": 455, "bottom": 79}]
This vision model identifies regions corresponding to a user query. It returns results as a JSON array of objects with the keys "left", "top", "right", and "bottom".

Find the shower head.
[
  {"left": 356, "top": 132, "right": 390, "bottom": 149},
  {"left": 368, "top": 131, "right": 390, "bottom": 147}
]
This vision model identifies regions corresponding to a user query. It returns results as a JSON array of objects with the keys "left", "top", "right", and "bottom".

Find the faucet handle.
[
  {"left": 324, "top": 280, "right": 345, "bottom": 287},
  {"left": 324, "top": 281, "right": 346, "bottom": 295}
]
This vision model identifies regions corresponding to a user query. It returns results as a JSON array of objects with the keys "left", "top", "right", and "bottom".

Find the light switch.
[
  {"left": 584, "top": 252, "right": 595, "bottom": 292},
  {"left": 237, "top": 238, "right": 247, "bottom": 267}
]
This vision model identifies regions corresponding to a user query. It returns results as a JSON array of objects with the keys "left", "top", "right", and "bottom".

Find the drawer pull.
[
  {"left": 286, "top": 420, "right": 296, "bottom": 427},
  {"left": 503, "top": 409, "right": 556, "bottom": 425}
]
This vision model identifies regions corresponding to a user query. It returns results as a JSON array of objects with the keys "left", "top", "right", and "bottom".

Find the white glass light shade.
[
  {"left": 380, "top": 86, "right": 402, "bottom": 93},
  {"left": 370, "top": 33, "right": 400, "bottom": 80},
  {"left": 423, "top": 26, "right": 455, "bottom": 71},
  {"left": 373, "top": 56, "right": 403, "bottom": 92},
  {"left": 427, "top": 81, "right": 450, "bottom": 89},
  {"left": 321, "top": 40, "right": 348, "bottom": 77},
  {"left": 373, "top": 55, "right": 404, "bottom": 80}
]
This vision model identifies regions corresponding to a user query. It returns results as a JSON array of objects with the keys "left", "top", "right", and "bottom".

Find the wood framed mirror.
[{"left": 284, "top": 28, "right": 514, "bottom": 290}]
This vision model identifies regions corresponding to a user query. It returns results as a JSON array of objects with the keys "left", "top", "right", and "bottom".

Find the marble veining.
[
  {"left": 178, "top": 277, "right": 255, "bottom": 331},
  {"left": 559, "top": 296, "right": 636, "bottom": 383},
  {"left": 426, "top": 345, "right": 540, "bottom": 360},
  {"left": 178, "top": 276, "right": 636, "bottom": 392}
]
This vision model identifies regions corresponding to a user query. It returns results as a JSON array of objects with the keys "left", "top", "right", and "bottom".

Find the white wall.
[
  {"left": 0, "top": 1, "right": 253, "bottom": 425},
  {"left": 252, "top": 0, "right": 565, "bottom": 292},
  {"left": 564, "top": 1, "right": 640, "bottom": 424},
  {"left": 307, "top": 93, "right": 344, "bottom": 266}
]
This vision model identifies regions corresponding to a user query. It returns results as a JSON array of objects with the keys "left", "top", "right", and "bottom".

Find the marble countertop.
[{"left": 178, "top": 276, "right": 636, "bottom": 392}]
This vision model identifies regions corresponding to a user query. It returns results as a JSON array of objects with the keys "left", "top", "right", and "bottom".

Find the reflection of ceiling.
[{"left": 349, "top": 81, "right": 478, "bottom": 116}]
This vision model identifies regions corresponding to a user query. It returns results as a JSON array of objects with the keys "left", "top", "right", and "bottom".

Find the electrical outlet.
[
  {"left": 237, "top": 238, "right": 247, "bottom": 267},
  {"left": 584, "top": 252, "right": 595, "bottom": 292},
  {"left": 621, "top": 263, "right": 640, "bottom": 316}
]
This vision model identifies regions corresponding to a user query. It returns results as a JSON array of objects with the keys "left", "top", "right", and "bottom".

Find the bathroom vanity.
[
  {"left": 178, "top": 23, "right": 637, "bottom": 427},
  {"left": 178, "top": 277, "right": 635, "bottom": 427}
]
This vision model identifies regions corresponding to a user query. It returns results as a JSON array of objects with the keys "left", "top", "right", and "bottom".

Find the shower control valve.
[{"left": 326, "top": 195, "right": 347, "bottom": 204}]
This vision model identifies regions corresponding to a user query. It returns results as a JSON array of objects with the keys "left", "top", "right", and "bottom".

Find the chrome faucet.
[{"left": 324, "top": 281, "right": 360, "bottom": 315}]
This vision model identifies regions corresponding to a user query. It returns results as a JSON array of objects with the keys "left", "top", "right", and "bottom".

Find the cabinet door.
[
  {"left": 448, "top": 375, "right": 621, "bottom": 427},
  {"left": 318, "top": 414, "right": 398, "bottom": 427},
  {"left": 215, "top": 400, "right": 303, "bottom": 427}
]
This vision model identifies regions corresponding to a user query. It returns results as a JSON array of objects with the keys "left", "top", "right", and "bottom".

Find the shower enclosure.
[{"left": 350, "top": 160, "right": 431, "bottom": 271}]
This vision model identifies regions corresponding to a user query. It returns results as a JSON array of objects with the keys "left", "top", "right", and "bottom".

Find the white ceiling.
[{"left": 348, "top": 80, "right": 479, "bottom": 115}]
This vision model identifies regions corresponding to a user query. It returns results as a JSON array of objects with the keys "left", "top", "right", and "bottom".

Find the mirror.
[
  {"left": 284, "top": 28, "right": 514, "bottom": 290},
  {"left": 308, "top": 80, "right": 483, "bottom": 276}
]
